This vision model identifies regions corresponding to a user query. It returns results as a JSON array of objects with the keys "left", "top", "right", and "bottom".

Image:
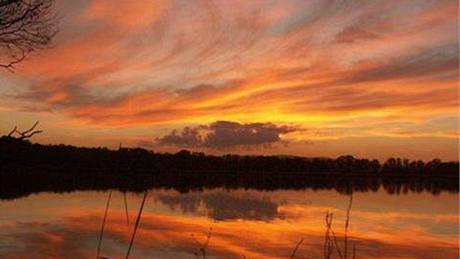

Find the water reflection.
[
  {"left": 157, "top": 192, "right": 278, "bottom": 221},
  {"left": 0, "top": 172, "right": 457, "bottom": 201},
  {"left": 0, "top": 188, "right": 458, "bottom": 258}
]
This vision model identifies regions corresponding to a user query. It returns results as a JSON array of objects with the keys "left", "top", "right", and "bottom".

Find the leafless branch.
[
  {"left": 7, "top": 125, "right": 17, "bottom": 136},
  {"left": 6, "top": 120, "right": 42, "bottom": 140},
  {"left": 0, "top": 48, "right": 24, "bottom": 71},
  {"left": 0, "top": 0, "right": 58, "bottom": 71}
]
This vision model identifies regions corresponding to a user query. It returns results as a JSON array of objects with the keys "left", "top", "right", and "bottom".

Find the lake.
[{"left": 0, "top": 187, "right": 458, "bottom": 259}]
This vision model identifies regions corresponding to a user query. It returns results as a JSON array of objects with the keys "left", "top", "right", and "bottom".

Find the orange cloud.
[
  {"left": 82, "top": 0, "right": 166, "bottom": 30},
  {"left": 0, "top": 0, "right": 458, "bottom": 158}
]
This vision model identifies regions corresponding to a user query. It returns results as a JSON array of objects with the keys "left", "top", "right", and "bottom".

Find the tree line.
[{"left": 1, "top": 136, "right": 458, "bottom": 176}]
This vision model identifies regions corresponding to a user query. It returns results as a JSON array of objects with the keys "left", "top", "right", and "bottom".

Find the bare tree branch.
[
  {"left": 6, "top": 120, "right": 43, "bottom": 140},
  {"left": 7, "top": 125, "right": 17, "bottom": 136},
  {"left": 0, "top": 48, "right": 24, "bottom": 71},
  {"left": 0, "top": 0, "right": 58, "bottom": 71},
  {"left": 19, "top": 120, "right": 38, "bottom": 134}
]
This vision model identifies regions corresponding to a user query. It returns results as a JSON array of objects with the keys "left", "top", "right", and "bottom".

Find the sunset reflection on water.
[{"left": 0, "top": 188, "right": 458, "bottom": 258}]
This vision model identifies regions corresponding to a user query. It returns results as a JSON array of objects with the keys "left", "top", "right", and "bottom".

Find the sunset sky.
[{"left": 0, "top": 0, "right": 458, "bottom": 161}]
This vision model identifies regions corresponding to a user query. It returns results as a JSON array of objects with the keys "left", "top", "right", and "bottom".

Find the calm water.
[{"left": 0, "top": 188, "right": 458, "bottom": 258}]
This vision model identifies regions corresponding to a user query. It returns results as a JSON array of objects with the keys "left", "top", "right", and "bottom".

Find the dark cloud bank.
[{"left": 155, "top": 121, "right": 297, "bottom": 149}]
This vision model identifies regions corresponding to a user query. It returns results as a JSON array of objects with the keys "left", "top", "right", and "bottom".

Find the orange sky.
[{"left": 0, "top": 0, "right": 458, "bottom": 160}]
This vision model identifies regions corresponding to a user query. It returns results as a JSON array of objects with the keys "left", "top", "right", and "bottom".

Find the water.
[{"left": 0, "top": 188, "right": 458, "bottom": 258}]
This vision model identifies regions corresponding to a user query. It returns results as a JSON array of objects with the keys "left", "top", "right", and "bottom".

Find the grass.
[
  {"left": 125, "top": 191, "right": 148, "bottom": 259},
  {"left": 96, "top": 190, "right": 112, "bottom": 259},
  {"left": 95, "top": 190, "right": 148, "bottom": 259},
  {"left": 290, "top": 238, "right": 304, "bottom": 258},
  {"left": 323, "top": 194, "right": 355, "bottom": 259},
  {"left": 95, "top": 191, "right": 356, "bottom": 259},
  {"left": 123, "top": 192, "right": 130, "bottom": 227},
  {"left": 191, "top": 226, "right": 213, "bottom": 259}
]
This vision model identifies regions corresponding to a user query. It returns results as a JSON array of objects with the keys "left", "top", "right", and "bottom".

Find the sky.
[{"left": 0, "top": 0, "right": 458, "bottom": 161}]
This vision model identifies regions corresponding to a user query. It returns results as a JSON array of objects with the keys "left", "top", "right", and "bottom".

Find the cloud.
[
  {"left": 81, "top": 0, "right": 165, "bottom": 30},
  {"left": 156, "top": 121, "right": 297, "bottom": 149},
  {"left": 204, "top": 121, "right": 295, "bottom": 148},
  {"left": 338, "top": 44, "right": 458, "bottom": 85},
  {"left": 0, "top": 0, "right": 457, "bottom": 159},
  {"left": 156, "top": 126, "right": 203, "bottom": 147}
]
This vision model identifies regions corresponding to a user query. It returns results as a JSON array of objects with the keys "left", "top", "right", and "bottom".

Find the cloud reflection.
[
  {"left": 0, "top": 189, "right": 457, "bottom": 258},
  {"left": 156, "top": 191, "right": 279, "bottom": 221}
]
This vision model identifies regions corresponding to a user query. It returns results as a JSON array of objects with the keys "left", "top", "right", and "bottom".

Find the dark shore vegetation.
[
  {"left": 0, "top": 135, "right": 458, "bottom": 200},
  {"left": 1, "top": 136, "right": 457, "bottom": 175}
]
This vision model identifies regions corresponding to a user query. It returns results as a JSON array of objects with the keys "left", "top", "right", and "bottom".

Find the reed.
[
  {"left": 96, "top": 190, "right": 112, "bottom": 259},
  {"left": 125, "top": 191, "right": 148, "bottom": 259},
  {"left": 191, "top": 226, "right": 213, "bottom": 259},
  {"left": 323, "top": 194, "right": 354, "bottom": 259},
  {"left": 344, "top": 194, "right": 353, "bottom": 259},
  {"left": 290, "top": 238, "right": 304, "bottom": 258},
  {"left": 123, "top": 192, "right": 130, "bottom": 227}
]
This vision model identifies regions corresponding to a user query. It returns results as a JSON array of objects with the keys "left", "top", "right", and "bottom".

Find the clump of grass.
[
  {"left": 191, "top": 226, "right": 213, "bottom": 259},
  {"left": 324, "top": 194, "right": 355, "bottom": 259},
  {"left": 324, "top": 211, "right": 343, "bottom": 259},
  {"left": 94, "top": 191, "right": 356, "bottom": 259}
]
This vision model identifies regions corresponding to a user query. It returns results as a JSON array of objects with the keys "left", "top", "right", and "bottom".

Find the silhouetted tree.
[{"left": 0, "top": 0, "right": 57, "bottom": 70}]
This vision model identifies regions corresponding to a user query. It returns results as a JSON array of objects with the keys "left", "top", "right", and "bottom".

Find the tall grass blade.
[
  {"left": 125, "top": 191, "right": 148, "bottom": 259},
  {"left": 344, "top": 194, "right": 353, "bottom": 259},
  {"left": 290, "top": 238, "right": 304, "bottom": 258},
  {"left": 96, "top": 190, "right": 112, "bottom": 259},
  {"left": 123, "top": 192, "right": 130, "bottom": 227}
]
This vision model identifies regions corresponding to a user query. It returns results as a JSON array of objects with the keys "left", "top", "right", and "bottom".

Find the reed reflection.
[{"left": 0, "top": 188, "right": 457, "bottom": 258}]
